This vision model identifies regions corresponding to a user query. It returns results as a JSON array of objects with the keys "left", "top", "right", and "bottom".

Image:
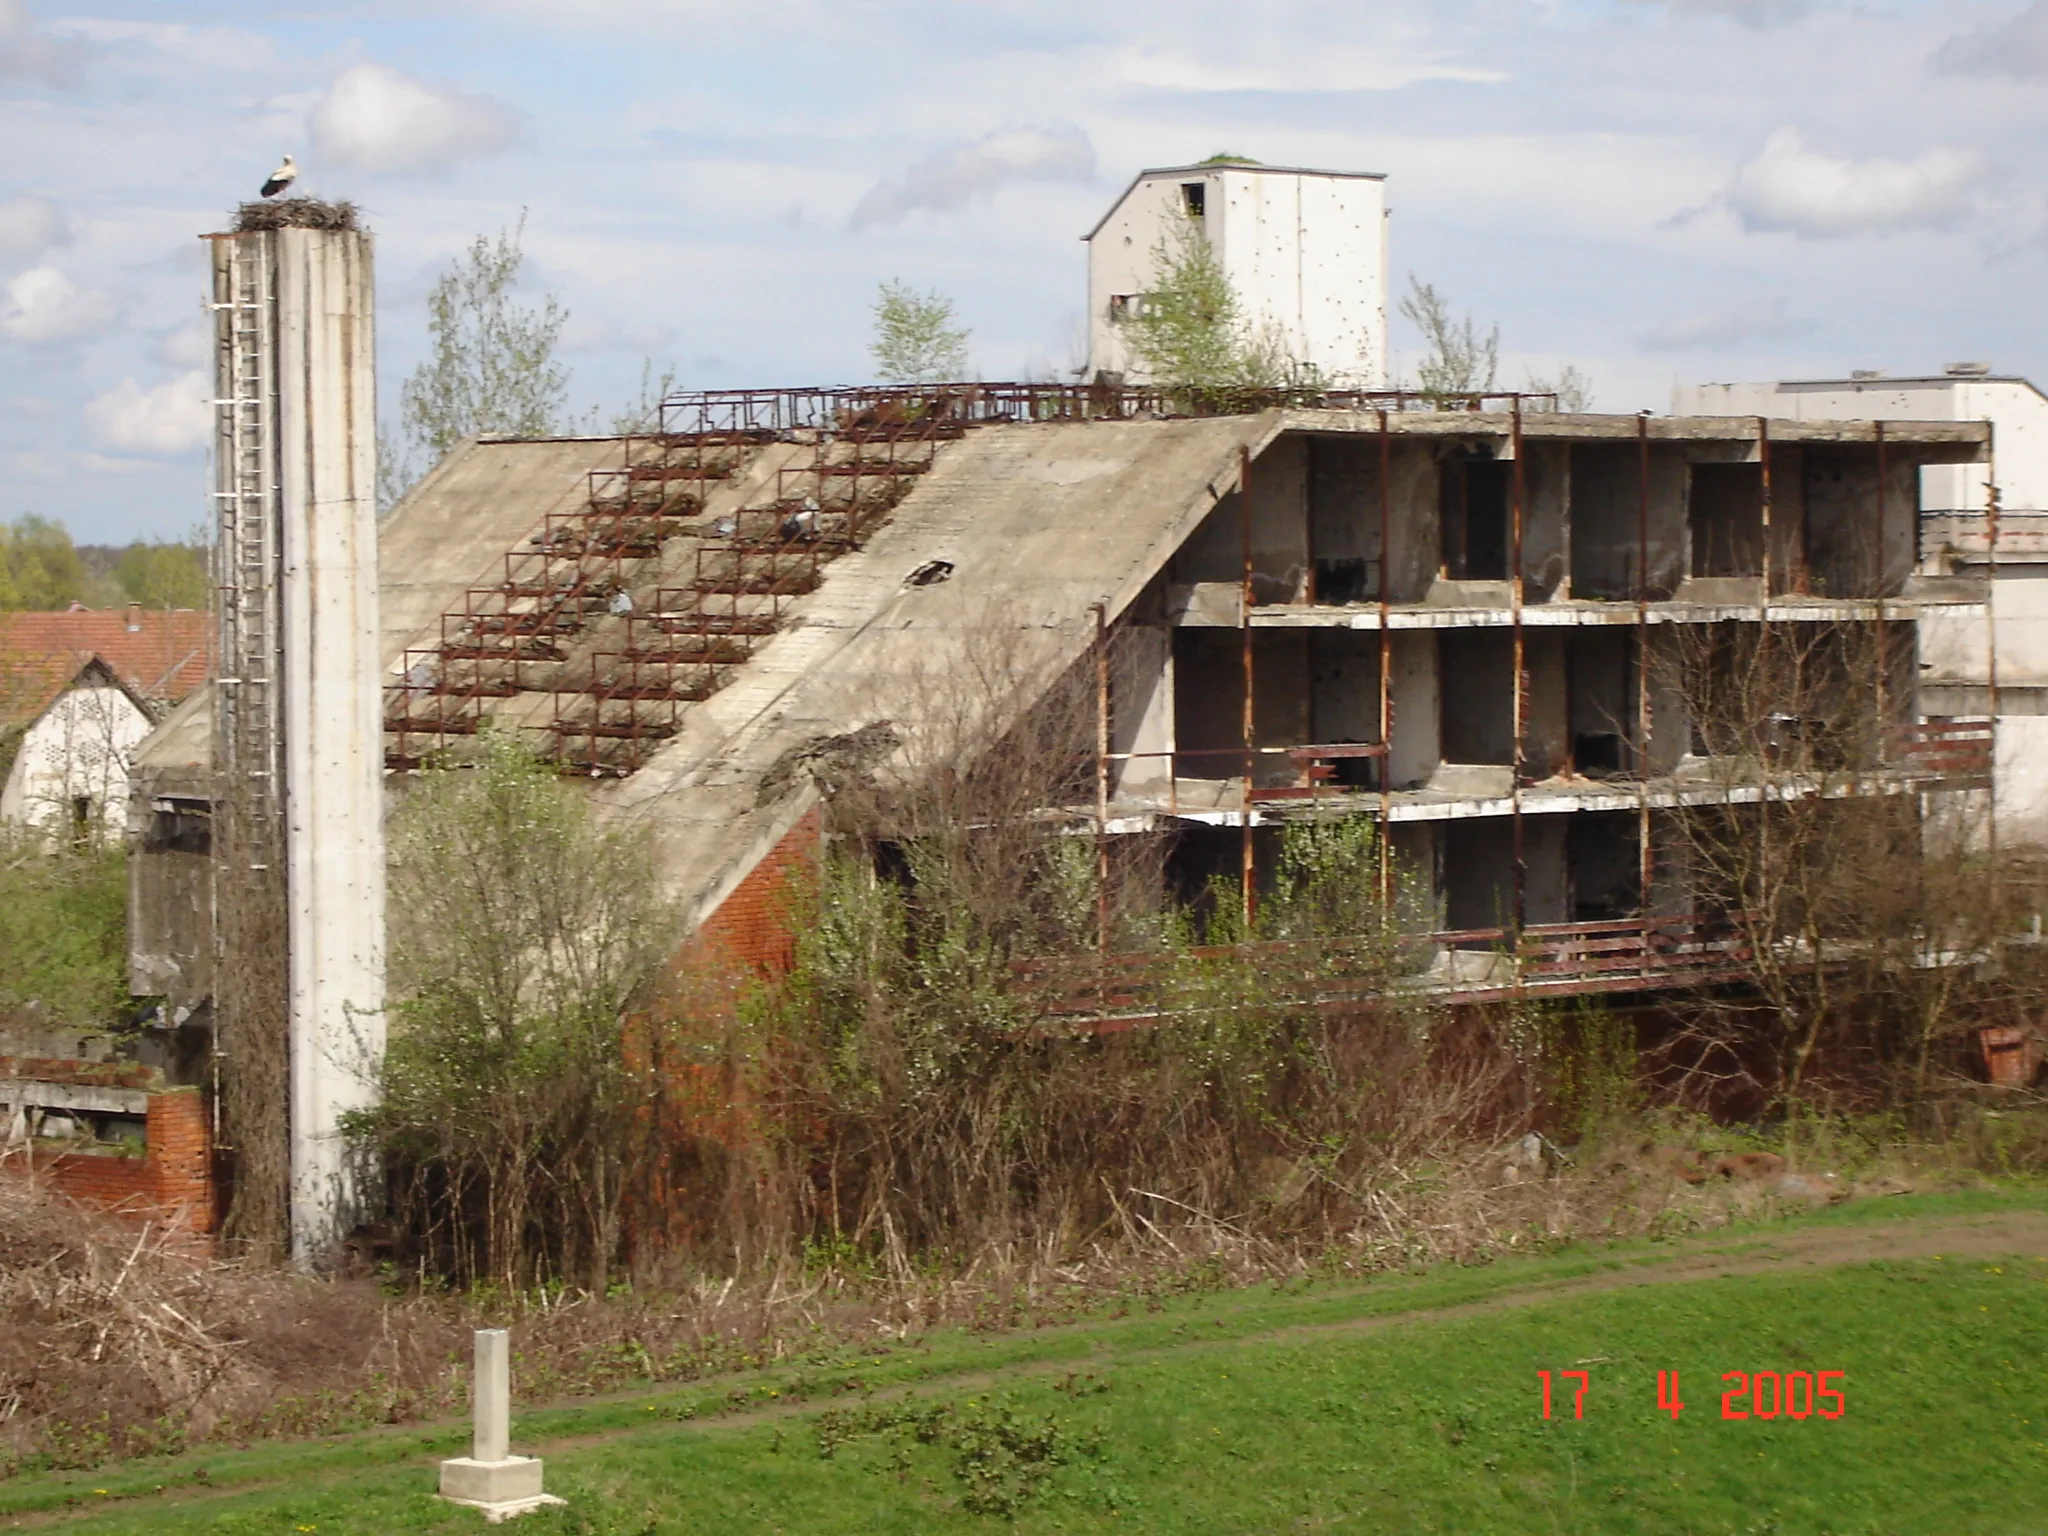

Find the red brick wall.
[
  {"left": 694, "top": 808, "right": 821, "bottom": 978},
  {"left": 3, "top": 1087, "right": 217, "bottom": 1233}
]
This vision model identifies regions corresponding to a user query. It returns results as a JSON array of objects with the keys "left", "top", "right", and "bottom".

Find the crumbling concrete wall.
[
  {"left": 1387, "top": 631, "right": 1438, "bottom": 788},
  {"left": 1520, "top": 440, "right": 1570, "bottom": 601},
  {"left": 1524, "top": 631, "right": 1569, "bottom": 780}
]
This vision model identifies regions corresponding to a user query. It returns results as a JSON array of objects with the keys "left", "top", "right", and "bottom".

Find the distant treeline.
[{"left": 0, "top": 515, "right": 209, "bottom": 612}]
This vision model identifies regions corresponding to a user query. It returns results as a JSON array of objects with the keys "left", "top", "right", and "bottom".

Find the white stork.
[{"left": 260, "top": 155, "right": 297, "bottom": 199}]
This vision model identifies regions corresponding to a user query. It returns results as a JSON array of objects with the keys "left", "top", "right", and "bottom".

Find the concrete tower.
[
  {"left": 1084, "top": 163, "right": 1389, "bottom": 387},
  {"left": 209, "top": 209, "right": 385, "bottom": 1266}
]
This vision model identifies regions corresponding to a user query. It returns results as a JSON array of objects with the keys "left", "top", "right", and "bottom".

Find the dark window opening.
[
  {"left": 1574, "top": 733, "right": 1626, "bottom": 778},
  {"left": 1440, "top": 454, "right": 1511, "bottom": 580},
  {"left": 1438, "top": 629, "right": 1515, "bottom": 765},
  {"left": 904, "top": 559, "right": 954, "bottom": 588},
  {"left": 1689, "top": 462, "right": 1764, "bottom": 578},
  {"left": 144, "top": 802, "right": 212, "bottom": 856},
  {"left": 1181, "top": 181, "right": 1206, "bottom": 218},
  {"left": 1315, "top": 557, "right": 1370, "bottom": 606},
  {"left": 1568, "top": 814, "right": 1641, "bottom": 922}
]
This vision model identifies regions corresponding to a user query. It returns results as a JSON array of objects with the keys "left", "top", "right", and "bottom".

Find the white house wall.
[{"left": 0, "top": 685, "right": 153, "bottom": 840}]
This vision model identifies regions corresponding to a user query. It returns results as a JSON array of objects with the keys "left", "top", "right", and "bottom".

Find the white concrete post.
[
  {"left": 474, "top": 1328, "right": 510, "bottom": 1464},
  {"left": 439, "top": 1327, "right": 562, "bottom": 1520}
]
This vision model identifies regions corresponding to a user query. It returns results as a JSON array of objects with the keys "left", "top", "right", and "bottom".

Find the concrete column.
[
  {"left": 274, "top": 226, "right": 386, "bottom": 1266},
  {"left": 475, "top": 1328, "right": 510, "bottom": 1463}
]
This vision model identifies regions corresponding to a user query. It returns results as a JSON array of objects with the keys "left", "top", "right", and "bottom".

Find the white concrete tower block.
[
  {"left": 1084, "top": 163, "right": 1390, "bottom": 388},
  {"left": 273, "top": 226, "right": 387, "bottom": 1266}
]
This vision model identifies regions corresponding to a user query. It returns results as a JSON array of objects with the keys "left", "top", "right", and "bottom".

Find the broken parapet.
[{"left": 438, "top": 1329, "right": 564, "bottom": 1522}]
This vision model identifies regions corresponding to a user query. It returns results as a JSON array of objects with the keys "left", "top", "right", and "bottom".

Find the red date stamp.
[{"left": 1540, "top": 1368, "right": 1845, "bottom": 1420}]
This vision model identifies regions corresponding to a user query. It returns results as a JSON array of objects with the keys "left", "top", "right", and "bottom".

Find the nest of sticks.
[{"left": 231, "top": 199, "right": 361, "bottom": 233}]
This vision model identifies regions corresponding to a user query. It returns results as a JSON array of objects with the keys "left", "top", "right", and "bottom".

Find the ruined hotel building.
[
  {"left": 95, "top": 163, "right": 2002, "bottom": 1231},
  {"left": 127, "top": 389, "right": 1992, "bottom": 1017}
]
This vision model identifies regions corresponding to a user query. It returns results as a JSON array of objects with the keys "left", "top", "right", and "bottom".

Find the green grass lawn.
[{"left": 12, "top": 1191, "right": 2048, "bottom": 1535}]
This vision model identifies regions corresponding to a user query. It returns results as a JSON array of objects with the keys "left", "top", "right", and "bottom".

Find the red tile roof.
[{"left": 0, "top": 608, "right": 212, "bottom": 725}]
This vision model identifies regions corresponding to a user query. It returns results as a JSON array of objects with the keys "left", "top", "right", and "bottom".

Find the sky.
[{"left": 3, "top": 0, "right": 2047, "bottom": 544}]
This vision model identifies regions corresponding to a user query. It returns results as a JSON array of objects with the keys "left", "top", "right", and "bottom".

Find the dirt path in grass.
[{"left": 12, "top": 1205, "right": 2048, "bottom": 1530}]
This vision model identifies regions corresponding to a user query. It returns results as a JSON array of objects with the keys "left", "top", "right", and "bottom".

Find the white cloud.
[
  {"left": 0, "top": 0, "right": 82, "bottom": 84},
  {"left": 1723, "top": 128, "right": 1986, "bottom": 238},
  {"left": 0, "top": 265, "right": 115, "bottom": 345},
  {"left": 84, "top": 370, "right": 209, "bottom": 455},
  {"left": 0, "top": 195, "right": 66, "bottom": 267},
  {"left": 559, "top": 310, "right": 678, "bottom": 354},
  {"left": 850, "top": 123, "right": 1095, "bottom": 230},
  {"left": 1936, "top": 1, "right": 2048, "bottom": 78},
  {"left": 1639, "top": 299, "right": 1819, "bottom": 350},
  {"left": 153, "top": 318, "right": 210, "bottom": 369},
  {"left": 308, "top": 63, "right": 518, "bottom": 176}
]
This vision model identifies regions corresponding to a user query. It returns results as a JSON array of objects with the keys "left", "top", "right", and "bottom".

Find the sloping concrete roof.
[
  {"left": 600, "top": 413, "right": 1276, "bottom": 928},
  {"left": 379, "top": 436, "right": 628, "bottom": 669},
  {"left": 131, "top": 435, "right": 625, "bottom": 791}
]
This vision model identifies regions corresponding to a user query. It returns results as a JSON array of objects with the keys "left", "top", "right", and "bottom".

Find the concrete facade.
[{"left": 1085, "top": 165, "right": 1388, "bottom": 386}]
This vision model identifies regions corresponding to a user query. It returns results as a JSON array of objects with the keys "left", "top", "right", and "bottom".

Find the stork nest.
[{"left": 231, "top": 198, "right": 361, "bottom": 233}]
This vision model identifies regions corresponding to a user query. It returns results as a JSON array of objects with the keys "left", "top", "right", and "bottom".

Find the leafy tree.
[
  {"left": 113, "top": 541, "right": 209, "bottom": 610},
  {"left": 391, "top": 213, "right": 571, "bottom": 507},
  {"left": 0, "top": 516, "right": 88, "bottom": 610},
  {"left": 1119, "top": 221, "right": 1295, "bottom": 394},
  {"left": 1399, "top": 276, "right": 1499, "bottom": 398},
  {"left": 1524, "top": 364, "right": 1596, "bottom": 413},
  {"left": 870, "top": 280, "right": 971, "bottom": 383}
]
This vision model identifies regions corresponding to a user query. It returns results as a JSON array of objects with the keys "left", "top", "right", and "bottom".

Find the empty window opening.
[
  {"left": 1440, "top": 454, "right": 1511, "bottom": 581},
  {"left": 1442, "top": 819, "right": 1517, "bottom": 938},
  {"left": 1181, "top": 181, "right": 1206, "bottom": 218},
  {"left": 1438, "top": 629, "right": 1515, "bottom": 765},
  {"left": 1689, "top": 462, "right": 1764, "bottom": 578},
  {"left": 1568, "top": 814, "right": 1641, "bottom": 922},
  {"left": 1315, "top": 557, "right": 1370, "bottom": 606},
  {"left": 1567, "top": 628, "right": 1635, "bottom": 780},
  {"left": 1107, "top": 293, "right": 1144, "bottom": 324},
  {"left": 145, "top": 802, "right": 212, "bottom": 856}
]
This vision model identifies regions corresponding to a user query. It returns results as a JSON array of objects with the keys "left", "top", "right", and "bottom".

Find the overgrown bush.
[
  {"left": 357, "top": 731, "right": 673, "bottom": 1289},
  {"left": 0, "top": 831, "right": 128, "bottom": 1032}
]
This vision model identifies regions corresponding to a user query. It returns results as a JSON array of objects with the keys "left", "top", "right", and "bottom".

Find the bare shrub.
[{"left": 1658, "top": 615, "right": 2019, "bottom": 1114}]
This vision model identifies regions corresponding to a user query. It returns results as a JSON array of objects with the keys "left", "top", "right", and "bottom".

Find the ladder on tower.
[{"left": 211, "top": 235, "right": 283, "bottom": 858}]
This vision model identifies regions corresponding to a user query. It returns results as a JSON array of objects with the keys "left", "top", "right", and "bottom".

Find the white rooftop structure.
[{"left": 1084, "top": 163, "right": 1388, "bottom": 388}]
